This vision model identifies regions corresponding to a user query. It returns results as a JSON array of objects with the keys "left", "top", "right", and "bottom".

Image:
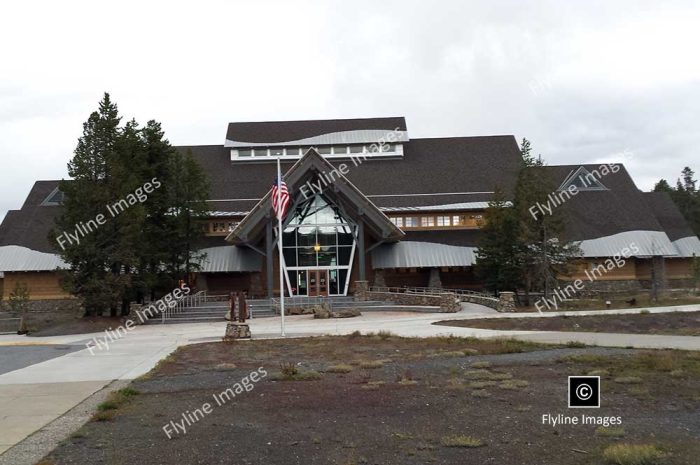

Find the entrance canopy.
[{"left": 226, "top": 148, "right": 404, "bottom": 246}]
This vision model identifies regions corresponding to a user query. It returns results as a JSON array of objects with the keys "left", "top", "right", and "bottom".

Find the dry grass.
[
  {"left": 498, "top": 379, "right": 529, "bottom": 390},
  {"left": 465, "top": 369, "right": 513, "bottom": 381},
  {"left": 596, "top": 426, "right": 626, "bottom": 438},
  {"left": 614, "top": 376, "right": 643, "bottom": 384},
  {"left": 326, "top": 364, "right": 353, "bottom": 373},
  {"left": 272, "top": 363, "right": 322, "bottom": 381},
  {"left": 440, "top": 435, "right": 484, "bottom": 448},
  {"left": 360, "top": 380, "right": 386, "bottom": 390},
  {"left": 467, "top": 381, "right": 496, "bottom": 389},
  {"left": 470, "top": 361, "right": 492, "bottom": 369},
  {"left": 601, "top": 443, "right": 664, "bottom": 465},
  {"left": 471, "top": 389, "right": 491, "bottom": 398},
  {"left": 358, "top": 360, "right": 384, "bottom": 369}
]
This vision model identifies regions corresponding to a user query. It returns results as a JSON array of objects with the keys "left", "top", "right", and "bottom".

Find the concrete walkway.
[{"left": 0, "top": 302, "right": 698, "bottom": 458}]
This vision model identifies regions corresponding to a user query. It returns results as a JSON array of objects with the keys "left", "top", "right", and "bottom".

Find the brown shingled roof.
[{"left": 643, "top": 191, "right": 696, "bottom": 241}]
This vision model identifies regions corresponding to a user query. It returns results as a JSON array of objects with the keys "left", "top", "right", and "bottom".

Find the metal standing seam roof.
[
  {"left": 226, "top": 129, "right": 409, "bottom": 148},
  {"left": 672, "top": 236, "right": 700, "bottom": 257},
  {"left": 379, "top": 201, "right": 508, "bottom": 213},
  {"left": 0, "top": 245, "right": 68, "bottom": 272},
  {"left": 577, "top": 230, "right": 678, "bottom": 258},
  {"left": 196, "top": 246, "right": 262, "bottom": 272},
  {"left": 371, "top": 241, "right": 477, "bottom": 269}
]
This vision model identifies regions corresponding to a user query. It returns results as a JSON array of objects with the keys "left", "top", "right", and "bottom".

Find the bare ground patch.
[{"left": 40, "top": 335, "right": 700, "bottom": 465}]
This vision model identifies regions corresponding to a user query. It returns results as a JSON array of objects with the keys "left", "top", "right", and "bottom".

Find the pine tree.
[
  {"left": 163, "top": 149, "right": 210, "bottom": 285},
  {"left": 513, "top": 141, "right": 580, "bottom": 303},
  {"left": 55, "top": 93, "right": 122, "bottom": 316},
  {"left": 654, "top": 167, "right": 700, "bottom": 236},
  {"left": 53, "top": 94, "right": 210, "bottom": 316},
  {"left": 475, "top": 189, "right": 523, "bottom": 293}
]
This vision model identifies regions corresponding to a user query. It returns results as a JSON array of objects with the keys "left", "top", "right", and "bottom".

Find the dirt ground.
[
  {"left": 436, "top": 311, "right": 700, "bottom": 336},
  {"left": 40, "top": 335, "right": 700, "bottom": 465}
]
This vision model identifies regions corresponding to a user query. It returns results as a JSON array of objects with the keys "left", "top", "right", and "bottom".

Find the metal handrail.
[
  {"left": 161, "top": 290, "right": 207, "bottom": 323},
  {"left": 368, "top": 286, "right": 498, "bottom": 301},
  {"left": 270, "top": 295, "right": 336, "bottom": 314}
]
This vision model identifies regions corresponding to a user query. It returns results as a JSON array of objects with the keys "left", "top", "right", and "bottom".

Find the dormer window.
[
  {"left": 558, "top": 166, "right": 608, "bottom": 191},
  {"left": 230, "top": 143, "right": 404, "bottom": 162},
  {"left": 41, "top": 187, "right": 65, "bottom": 206}
]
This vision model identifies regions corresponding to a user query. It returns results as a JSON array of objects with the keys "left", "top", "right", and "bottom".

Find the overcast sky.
[{"left": 1, "top": 0, "right": 699, "bottom": 222}]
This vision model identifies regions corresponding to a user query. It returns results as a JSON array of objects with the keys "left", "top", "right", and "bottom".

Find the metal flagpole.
[{"left": 277, "top": 157, "right": 286, "bottom": 336}]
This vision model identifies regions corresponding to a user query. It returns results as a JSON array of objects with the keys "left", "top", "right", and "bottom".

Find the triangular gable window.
[
  {"left": 558, "top": 166, "right": 607, "bottom": 191},
  {"left": 41, "top": 188, "right": 65, "bottom": 205}
]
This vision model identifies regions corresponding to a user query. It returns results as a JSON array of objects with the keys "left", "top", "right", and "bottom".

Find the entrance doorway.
[{"left": 308, "top": 269, "right": 329, "bottom": 296}]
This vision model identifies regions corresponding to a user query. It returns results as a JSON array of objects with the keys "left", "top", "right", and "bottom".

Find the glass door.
[{"left": 308, "top": 270, "right": 329, "bottom": 297}]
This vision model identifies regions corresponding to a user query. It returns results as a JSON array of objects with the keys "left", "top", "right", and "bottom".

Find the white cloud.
[{"left": 1, "top": 0, "right": 699, "bottom": 221}]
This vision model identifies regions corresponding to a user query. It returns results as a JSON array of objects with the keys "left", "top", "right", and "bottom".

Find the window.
[
  {"left": 318, "top": 146, "right": 332, "bottom": 154},
  {"left": 333, "top": 146, "right": 347, "bottom": 155},
  {"left": 253, "top": 148, "right": 268, "bottom": 157},
  {"left": 420, "top": 216, "right": 435, "bottom": 227},
  {"left": 437, "top": 216, "right": 451, "bottom": 226},
  {"left": 559, "top": 166, "right": 608, "bottom": 191},
  {"left": 404, "top": 217, "right": 418, "bottom": 228},
  {"left": 349, "top": 145, "right": 364, "bottom": 154},
  {"left": 228, "top": 222, "right": 238, "bottom": 232},
  {"left": 270, "top": 147, "right": 284, "bottom": 156},
  {"left": 282, "top": 194, "right": 356, "bottom": 296},
  {"left": 390, "top": 217, "right": 404, "bottom": 228},
  {"left": 212, "top": 222, "right": 227, "bottom": 232},
  {"left": 286, "top": 148, "right": 300, "bottom": 156},
  {"left": 237, "top": 149, "right": 252, "bottom": 157}
]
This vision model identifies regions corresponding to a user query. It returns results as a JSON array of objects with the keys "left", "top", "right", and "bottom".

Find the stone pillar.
[
  {"left": 355, "top": 280, "right": 369, "bottom": 301},
  {"left": 373, "top": 269, "right": 386, "bottom": 287},
  {"left": 428, "top": 267, "right": 442, "bottom": 288},
  {"left": 651, "top": 256, "right": 667, "bottom": 300},
  {"left": 497, "top": 291, "right": 516, "bottom": 313}
]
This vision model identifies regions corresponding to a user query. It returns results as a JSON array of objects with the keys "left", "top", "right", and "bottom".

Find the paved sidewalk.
[{"left": 0, "top": 301, "right": 698, "bottom": 458}]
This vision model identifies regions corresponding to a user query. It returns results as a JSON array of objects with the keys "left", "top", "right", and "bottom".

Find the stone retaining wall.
[{"left": 0, "top": 298, "right": 83, "bottom": 332}]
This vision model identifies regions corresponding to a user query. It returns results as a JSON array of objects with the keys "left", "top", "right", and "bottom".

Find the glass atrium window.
[{"left": 282, "top": 194, "right": 356, "bottom": 296}]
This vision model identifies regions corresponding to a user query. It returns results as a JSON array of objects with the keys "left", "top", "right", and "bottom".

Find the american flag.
[{"left": 271, "top": 176, "right": 290, "bottom": 219}]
